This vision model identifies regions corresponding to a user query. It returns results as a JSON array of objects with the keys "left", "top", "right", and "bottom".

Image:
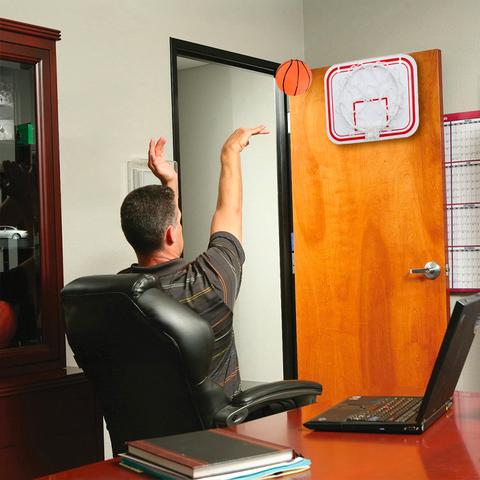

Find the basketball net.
[{"left": 337, "top": 62, "right": 403, "bottom": 140}]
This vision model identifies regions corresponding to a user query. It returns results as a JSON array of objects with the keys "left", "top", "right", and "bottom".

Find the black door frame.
[{"left": 170, "top": 38, "right": 297, "bottom": 378}]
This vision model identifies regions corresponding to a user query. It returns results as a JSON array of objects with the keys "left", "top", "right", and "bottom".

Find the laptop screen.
[{"left": 417, "top": 294, "right": 480, "bottom": 421}]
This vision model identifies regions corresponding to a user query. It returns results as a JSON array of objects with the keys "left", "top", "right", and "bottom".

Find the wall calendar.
[{"left": 444, "top": 110, "right": 480, "bottom": 292}]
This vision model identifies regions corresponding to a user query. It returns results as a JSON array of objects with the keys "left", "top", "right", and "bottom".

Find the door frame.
[{"left": 170, "top": 38, "right": 297, "bottom": 378}]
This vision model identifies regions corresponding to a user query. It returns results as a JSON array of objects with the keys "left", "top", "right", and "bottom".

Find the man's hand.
[
  {"left": 221, "top": 125, "right": 270, "bottom": 156},
  {"left": 148, "top": 137, "right": 177, "bottom": 185}
]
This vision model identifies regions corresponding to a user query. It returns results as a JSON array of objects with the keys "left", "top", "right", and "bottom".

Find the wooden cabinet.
[
  {"left": 0, "top": 368, "right": 104, "bottom": 480},
  {"left": 0, "top": 18, "right": 104, "bottom": 478}
]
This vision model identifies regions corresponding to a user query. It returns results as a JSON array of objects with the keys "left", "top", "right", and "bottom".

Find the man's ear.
[{"left": 164, "top": 225, "right": 175, "bottom": 246}]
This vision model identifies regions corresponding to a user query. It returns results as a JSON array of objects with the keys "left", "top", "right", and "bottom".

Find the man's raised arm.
[{"left": 211, "top": 126, "right": 269, "bottom": 242}]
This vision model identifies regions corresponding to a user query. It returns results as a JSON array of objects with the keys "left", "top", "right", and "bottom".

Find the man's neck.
[{"left": 137, "top": 250, "right": 179, "bottom": 267}]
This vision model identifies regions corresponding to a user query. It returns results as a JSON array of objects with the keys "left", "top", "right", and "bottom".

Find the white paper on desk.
[{"left": 201, "top": 456, "right": 311, "bottom": 480}]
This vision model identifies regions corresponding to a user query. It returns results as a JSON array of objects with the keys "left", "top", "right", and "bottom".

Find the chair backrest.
[{"left": 61, "top": 274, "right": 230, "bottom": 455}]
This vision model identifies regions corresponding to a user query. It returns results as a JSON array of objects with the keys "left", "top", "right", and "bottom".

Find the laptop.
[{"left": 304, "top": 294, "right": 480, "bottom": 434}]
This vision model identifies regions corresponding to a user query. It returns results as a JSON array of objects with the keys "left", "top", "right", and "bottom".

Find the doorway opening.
[{"left": 170, "top": 38, "right": 296, "bottom": 379}]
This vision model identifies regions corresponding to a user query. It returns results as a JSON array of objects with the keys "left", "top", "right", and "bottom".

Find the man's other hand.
[
  {"left": 221, "top": 125, "right": 270, "bottom": 156},
  {"left": 148, "top": 137, "right": 177, "bottom": 185}
]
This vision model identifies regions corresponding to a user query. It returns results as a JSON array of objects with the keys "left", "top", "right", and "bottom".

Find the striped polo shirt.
[{"left": 119, "top": 231, "right": 245, "bottom": 397}]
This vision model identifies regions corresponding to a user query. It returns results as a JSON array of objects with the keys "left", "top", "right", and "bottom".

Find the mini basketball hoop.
[{"left": 325, "top": 54, "right": 419, "bottom": 144}]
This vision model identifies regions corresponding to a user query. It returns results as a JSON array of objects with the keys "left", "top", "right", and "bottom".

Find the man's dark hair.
[{"left": 120, "top": 184, "right": 177, "bottom": 255}]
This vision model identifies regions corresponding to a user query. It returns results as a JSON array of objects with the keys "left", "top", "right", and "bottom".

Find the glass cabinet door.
[
  {"left": 0, "top": 59, "right": 41, "bottom": 349},
  {"left": 0, "top": 19, "right": 63, "bottom": 375}
]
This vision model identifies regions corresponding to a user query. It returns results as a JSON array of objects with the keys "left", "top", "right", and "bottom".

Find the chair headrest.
[{"left": 61, "top": 273, "right": 158, "bottom": 300}]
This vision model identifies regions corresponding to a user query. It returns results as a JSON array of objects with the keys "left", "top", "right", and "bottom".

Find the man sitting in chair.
[{"left": 119, "top": 126, "right": 269, "bottom": 397}]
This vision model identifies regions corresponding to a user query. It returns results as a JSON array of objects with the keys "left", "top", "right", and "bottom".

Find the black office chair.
[{"left": 61, "top": 274, "right": 322, "bottom": 455}]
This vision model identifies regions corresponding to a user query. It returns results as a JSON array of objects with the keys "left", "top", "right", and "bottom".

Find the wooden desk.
[{"left": 39, "top": 392, "right": 480, "bottom": 480}]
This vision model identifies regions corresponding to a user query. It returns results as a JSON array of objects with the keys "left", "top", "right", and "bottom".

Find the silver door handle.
[{"left": 409, "top": 261, "right": 441, "bottom": 279}]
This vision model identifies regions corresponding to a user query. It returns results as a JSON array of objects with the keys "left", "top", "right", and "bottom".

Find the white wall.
[
  {"left": 303, "top": 0, "right": 480, "bottom": 392},
  {"left": 303, "top": 0, "right": 480, "bottom": 114},
  {"left": 178, "top": 64, "right": 232, "bottom": 256},
  {"left": 178, "top": 63, "right": 283, "bottom": 382}
]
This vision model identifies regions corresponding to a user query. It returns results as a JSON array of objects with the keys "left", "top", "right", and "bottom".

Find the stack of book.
[{"left": 119, "top": 429, "right": 311, "bottom": 479}]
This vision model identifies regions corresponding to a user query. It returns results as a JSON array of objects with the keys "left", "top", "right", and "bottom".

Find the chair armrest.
[
  {"left": 232, "top": 380, "right": 322, "bottom": 406},
  {"left": 214, "top": 380, "right": 322, "bottom": 427}
]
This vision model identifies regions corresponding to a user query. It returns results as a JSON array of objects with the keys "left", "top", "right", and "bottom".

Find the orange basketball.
[{"left": 275, "top": 59, "right": 312, "bottom": 96}]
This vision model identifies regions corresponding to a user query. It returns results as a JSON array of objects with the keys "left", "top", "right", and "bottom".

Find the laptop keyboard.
[{"left": 346, "top": 397, "right": 422, "bottom": 423}]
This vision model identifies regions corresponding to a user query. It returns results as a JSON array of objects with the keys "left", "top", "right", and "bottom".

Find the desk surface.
[{"left": 40, "top": 391, "right": 480, "bottom": 480}]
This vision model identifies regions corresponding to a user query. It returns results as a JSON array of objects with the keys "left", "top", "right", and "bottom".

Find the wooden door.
[{"left": 291, "top": 50, "right": 449, "bottom": 409}]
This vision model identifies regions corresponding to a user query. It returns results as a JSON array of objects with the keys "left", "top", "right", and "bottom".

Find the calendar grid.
[{"left": 444, "top": 111, "right": 480, "bottom": 292}]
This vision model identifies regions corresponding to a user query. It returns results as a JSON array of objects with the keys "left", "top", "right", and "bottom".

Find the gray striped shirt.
[{"left": 119, "top": 231, "right": 245, "bottom": 396}]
